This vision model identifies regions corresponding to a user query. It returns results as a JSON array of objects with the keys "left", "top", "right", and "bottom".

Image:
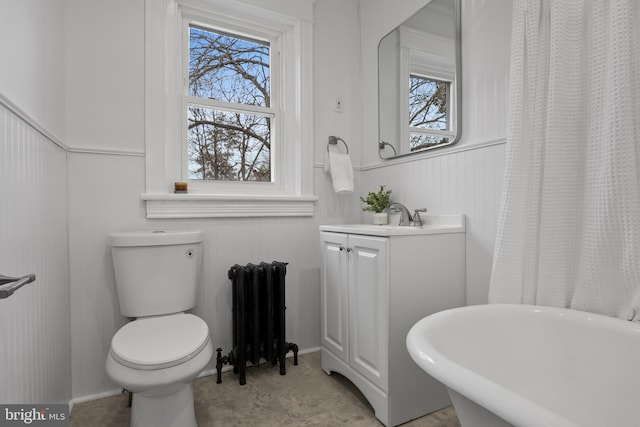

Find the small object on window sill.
[{"left": 174, "top": 182, "right": 188, "bottom": 193}]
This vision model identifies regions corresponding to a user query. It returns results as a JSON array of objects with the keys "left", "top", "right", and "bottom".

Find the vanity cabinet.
[
  {"left": 319, "top": 219, "right": 466, "bottom": 427},
  {"left": 321, "top": 232, "right": 389, "bottom": 389}
]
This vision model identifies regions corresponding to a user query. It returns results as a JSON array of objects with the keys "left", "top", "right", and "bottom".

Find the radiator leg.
[
  {"left": 287, "top": 343, "right": 299, "bottom": 366},
  {"left": 234, "top": 344, "right": 246, "bottom": 384},
  {"left": 270, "top": 341, "right": 278, "bottom": 366},
  {"left": 278, "top": 342, "right": 287, "bottom": 376},
  {"left": 239, "top": 365, "right": 246, "bottom": 385},
  {"left": 279, "top": 354, "right": 286, "bottom": 375}
]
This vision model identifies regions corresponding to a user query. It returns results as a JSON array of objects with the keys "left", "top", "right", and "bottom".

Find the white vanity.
[{"left": 319, "top": 215, "right": 466, "bottom": 426}]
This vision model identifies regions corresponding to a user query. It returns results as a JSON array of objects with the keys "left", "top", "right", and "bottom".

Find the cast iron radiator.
[{"left": 216, "top": 261, "right": 299, "bottom": 385}]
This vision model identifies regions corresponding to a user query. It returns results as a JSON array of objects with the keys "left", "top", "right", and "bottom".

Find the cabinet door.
[
  {"left": 320, "top": 232, "right": 349, "bottom": 362},
  {"left": 348, "top": 234, "right": 389, "bottom": 389}
]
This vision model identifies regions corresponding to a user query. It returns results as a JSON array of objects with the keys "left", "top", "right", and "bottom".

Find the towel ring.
[
  {"left": 378, "top": 140, "right": 397, "bottom": 157},
  {"left": 327, "top": 136, "right": 349, "bottom": 154}
]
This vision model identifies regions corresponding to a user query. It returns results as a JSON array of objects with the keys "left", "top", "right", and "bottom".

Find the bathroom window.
[
  {"left": 143, "top": 0, "right": 316, "bottom": 218},
  {"left": 408, "top": 74, "right": 451, "bottom": 151},
  {"left": 186, "top": 26, "right": 275, "bottom": 182}
]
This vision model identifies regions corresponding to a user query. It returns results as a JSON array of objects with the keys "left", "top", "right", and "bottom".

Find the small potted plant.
[{"left": 360, "top": 185, "right": 392, "bottom": 225}]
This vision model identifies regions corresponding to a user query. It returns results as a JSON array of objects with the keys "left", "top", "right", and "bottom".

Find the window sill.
[{"left": 141, "top": 193, "right": 318, "bottom": 219}]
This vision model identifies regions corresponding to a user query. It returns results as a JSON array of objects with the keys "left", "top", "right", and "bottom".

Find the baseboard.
[{"left": 69, "top": 389, "right": 125, "bottom": 411}]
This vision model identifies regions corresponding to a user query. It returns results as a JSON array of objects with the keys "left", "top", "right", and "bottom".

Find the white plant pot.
[{"left": 372, "top": 212, "right": 388, "bottom": 225}]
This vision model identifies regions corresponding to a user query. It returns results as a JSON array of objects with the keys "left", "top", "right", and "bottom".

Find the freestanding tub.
[{"left": 406, "top": 304, "right": 640, "bottom": 427}]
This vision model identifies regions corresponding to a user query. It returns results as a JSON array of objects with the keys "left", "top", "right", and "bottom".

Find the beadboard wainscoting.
[
  {"left": 361, "top": 140, "right": 506, "bottom": 305},
  {"left": 0, "top": 102, "right": 71, "bottom": 404}
]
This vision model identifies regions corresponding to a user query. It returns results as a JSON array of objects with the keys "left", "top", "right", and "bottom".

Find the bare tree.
[
  {"left": 409, "top": 76, "right": 448, "bottom": 130},
  {"left": 187, "top": 27, "right": 272, "bottom": 181},
  {"left": 408, "top": 75, "right": 449, "bottom": 151}
]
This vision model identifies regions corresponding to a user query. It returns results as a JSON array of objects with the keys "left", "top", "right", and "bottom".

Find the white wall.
[
  {"left": 64, "top": 0, "right": 144, "bottom": 153},
  {"left": 359, "top": 0, "right": 513, "bottom": 304},
  {"left": 0, "top": 0, "right": 71, "bottom": 404},
  {"left": 65, "top": 0, "right": 362, "bottom": 400},
  {"left": 0, "top": 1, "right": 66, "bottom": 139},
  {"left": 313, "top": 0, "right": 363, "bottom": 168},
  {"left": 313, "top": 0, "right": 363, "bottom": 220}
]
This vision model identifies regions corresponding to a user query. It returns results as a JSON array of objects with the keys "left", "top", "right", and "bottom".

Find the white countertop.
[{"left": 320, "top": 214, "right": 465, "bottom": 237}]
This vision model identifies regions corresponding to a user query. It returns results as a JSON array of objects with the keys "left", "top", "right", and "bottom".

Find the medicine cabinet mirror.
[{"left": 378, "top": 0, "right": 461, "bottom": 159}]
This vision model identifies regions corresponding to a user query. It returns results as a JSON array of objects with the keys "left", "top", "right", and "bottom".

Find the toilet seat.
[{"left": 111, "top": 313, "right": 210, "bottom": 370}]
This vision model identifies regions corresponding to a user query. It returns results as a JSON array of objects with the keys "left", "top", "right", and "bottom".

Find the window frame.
[{"left": 143, "top": 0, "right": 316, "bottom": 218}]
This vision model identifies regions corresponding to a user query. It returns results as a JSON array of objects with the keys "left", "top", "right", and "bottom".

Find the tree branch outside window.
[{"left": 188, "top": 26, "right": 272, "bottom": 181}]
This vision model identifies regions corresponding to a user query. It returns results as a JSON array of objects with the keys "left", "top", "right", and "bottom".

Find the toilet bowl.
[
  {"left": 106, "top": 313, "right": 213, "bottom": 427},
  {"left": 106, "top": 230, "right": 211, "bottom": 427}
]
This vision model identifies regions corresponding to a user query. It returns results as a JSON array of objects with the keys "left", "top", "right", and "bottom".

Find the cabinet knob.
[
  {"left": 346, "top": 247, "right": 353, "bottom": 252},
  {"left": 339, "top": 246, "right": 345, "bottom": 251}
]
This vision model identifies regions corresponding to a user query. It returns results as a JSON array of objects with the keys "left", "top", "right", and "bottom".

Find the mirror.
[{"left": 378, "top": 0, "right": 461, "bottom": 159}]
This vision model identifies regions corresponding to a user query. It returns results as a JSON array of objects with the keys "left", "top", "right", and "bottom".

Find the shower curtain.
[{"left": 489, "top": 0, "right": 640, "bottom": 320}]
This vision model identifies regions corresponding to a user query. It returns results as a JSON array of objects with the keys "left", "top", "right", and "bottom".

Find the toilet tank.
[{"left": 107, "top": 230, "right": 204, "bottom": 318}]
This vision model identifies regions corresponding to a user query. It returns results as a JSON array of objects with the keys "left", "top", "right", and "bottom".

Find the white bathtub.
[{"left": 406, "top": 304, "right": 640, "bottom": 427}]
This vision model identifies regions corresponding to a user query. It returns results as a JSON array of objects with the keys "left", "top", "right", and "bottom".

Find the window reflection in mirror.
[
  {"left": 409, "top": 75, "right": 451, "bottom": 151},
  {"left": 378, "top": 0, "right": 460, "bottom": 159}
]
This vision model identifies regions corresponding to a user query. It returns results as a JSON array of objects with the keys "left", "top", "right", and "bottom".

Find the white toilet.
[{"left": 106, "top": 230, "right": 213, "bottom": 427}]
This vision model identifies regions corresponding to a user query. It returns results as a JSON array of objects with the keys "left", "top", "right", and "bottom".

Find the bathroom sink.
[{"left": 320, "top": 214, "right": 465, "bottom": 236}]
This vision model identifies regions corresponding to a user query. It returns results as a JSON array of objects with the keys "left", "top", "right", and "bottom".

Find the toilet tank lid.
[{"left": 108, "top": 230, "right": 204, "bottom": 247}]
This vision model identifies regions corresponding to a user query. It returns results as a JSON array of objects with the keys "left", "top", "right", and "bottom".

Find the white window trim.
[{"left": 143, "top": 0, "right": 316, "bottom": 218}]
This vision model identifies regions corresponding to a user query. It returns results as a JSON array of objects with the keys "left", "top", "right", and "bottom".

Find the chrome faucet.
[
  {"left": 389, "top": 203, "right": 427, "bottom": 227},
  {"left": 389, "top": 202, "right": 413, "bottom": 226}
]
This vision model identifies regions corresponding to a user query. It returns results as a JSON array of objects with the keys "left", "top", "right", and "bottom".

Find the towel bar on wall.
[
  {"left": 327, "top": 135, "right": 349, "bottom": 154},
  {"left": 0, "top": 274, "right": 36, "bottom": 299}
]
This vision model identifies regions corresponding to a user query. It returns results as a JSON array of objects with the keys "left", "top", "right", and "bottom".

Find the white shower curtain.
[{"left": 489, "top": 0, "right": 640, "bottom": 320}]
